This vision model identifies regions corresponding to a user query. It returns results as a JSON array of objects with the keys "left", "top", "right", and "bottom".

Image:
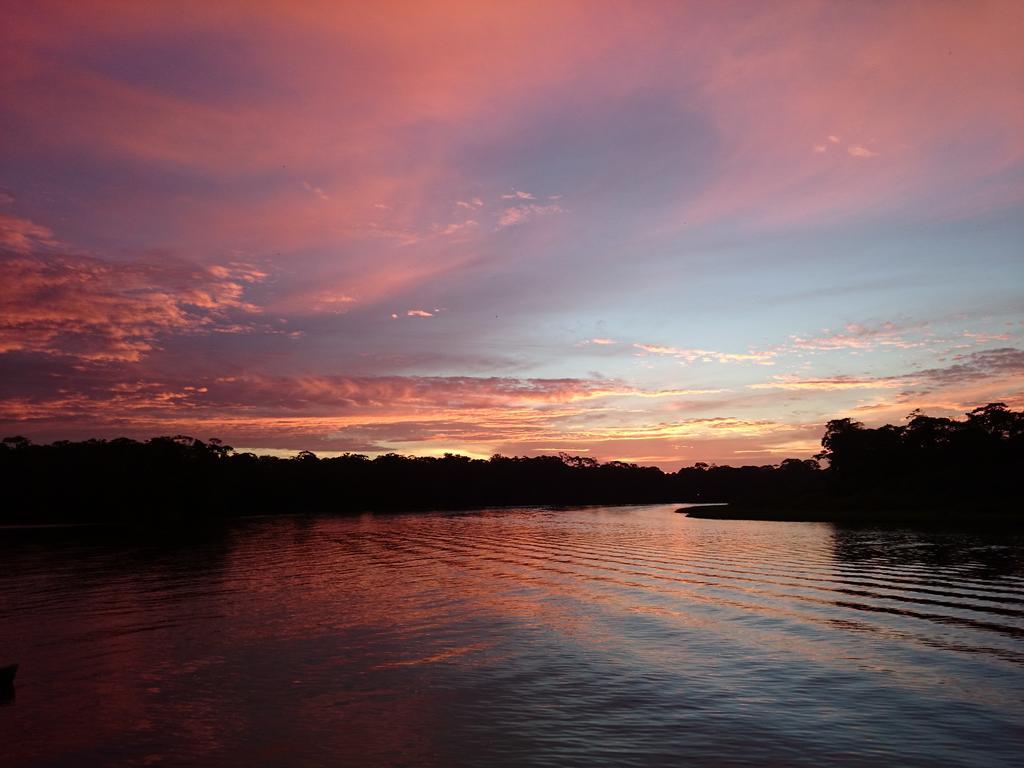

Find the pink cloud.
[
  {"left": 497, "top": 203, "right": 566, "bottom": 229},
  {"left": 790, "top": 321, "right": 923, "bottom": 352},
  {"left": 4, "top": 351, "right": 1020, "bottom": 466},
  {"left": 0, "top": 249, "right": 266, "bottom": 361},
  {"left": 847, "top": 145, "right": 878, "bottom": 159},
  {"left": 302, "top": 181, "right": 330, "bottom": 200},
  {"left": 961, "top": 331, "right": 1013, "bottom": 345},
  {"left": 0, "top": 367, "right": 807, "bottom": 466},
  {"left": 634, "top": 343, "right": 776, "bottom": 365},
  {"left": 748, "top": 348, "right": 1024, "bottom": 393},
  {"left": 501, "top": 190, "right": 536, "bottom": 200},
  {"left": 439, "top": 219, "right": 478, "bottom": 235},
  {"left": 669, "top": 3, "right": 1024, "bottom": 229},
  {"left": 0, "top": 3, "right": 1019, "bottom": 469},
  {"left": 0, "top": 213, "right": 59, "bottom": 253}
]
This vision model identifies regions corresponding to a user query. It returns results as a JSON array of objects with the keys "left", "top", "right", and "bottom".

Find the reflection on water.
[{"left": 2, "top": 505, "right": 1023, "bottom": 766}]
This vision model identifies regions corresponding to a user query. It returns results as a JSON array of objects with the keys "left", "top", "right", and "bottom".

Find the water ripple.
[{"left": 2, "top": 505, "right": 1023, "bottom": 766}]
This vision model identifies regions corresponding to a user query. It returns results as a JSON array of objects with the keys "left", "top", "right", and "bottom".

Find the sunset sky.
[{"left": 1, "top": 0, "right": 1022, "bottom": 467}]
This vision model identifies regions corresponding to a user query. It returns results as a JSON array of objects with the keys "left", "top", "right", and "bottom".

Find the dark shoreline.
[
  {"left": 4, "top": 401, "right": 1020, "bottom": 530},
  {"left": 680, "top": 503, "right": 1021, "bottom": 528}
]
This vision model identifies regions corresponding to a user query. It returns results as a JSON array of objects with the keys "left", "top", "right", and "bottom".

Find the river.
[{"left": 2, "top": 504, "right": 1023, "bottom": 766}]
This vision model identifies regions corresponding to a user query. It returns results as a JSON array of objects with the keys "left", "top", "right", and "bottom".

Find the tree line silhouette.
[{"left": 1, "top": 403, "right": 1020, "bottom": 525}]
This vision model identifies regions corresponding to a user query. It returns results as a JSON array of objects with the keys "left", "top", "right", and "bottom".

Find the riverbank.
[{"left": 680, "top": 502, "right": 1021, "bottom": 528}]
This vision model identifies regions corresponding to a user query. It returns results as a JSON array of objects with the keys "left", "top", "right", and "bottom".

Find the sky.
[{"left": 1, "top": 0, "right": 1022, "bottom": 468}]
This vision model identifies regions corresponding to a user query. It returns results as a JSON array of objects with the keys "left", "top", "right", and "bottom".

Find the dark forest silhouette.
[
  {"left": 2, "top": 403, "right": 1021, "bottom": 525},
  {"left": 682, "top": 402, "right": 1022, "bottom": 524}
]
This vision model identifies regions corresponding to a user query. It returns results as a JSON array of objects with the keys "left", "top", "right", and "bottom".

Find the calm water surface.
[{"left": 2, "top": 504, "right": 1023, "bottom": 766}]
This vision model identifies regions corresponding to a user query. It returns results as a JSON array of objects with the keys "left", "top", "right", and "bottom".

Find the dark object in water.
[{"left": 0, "top": 664, "right": 17, "bottom": 687}]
